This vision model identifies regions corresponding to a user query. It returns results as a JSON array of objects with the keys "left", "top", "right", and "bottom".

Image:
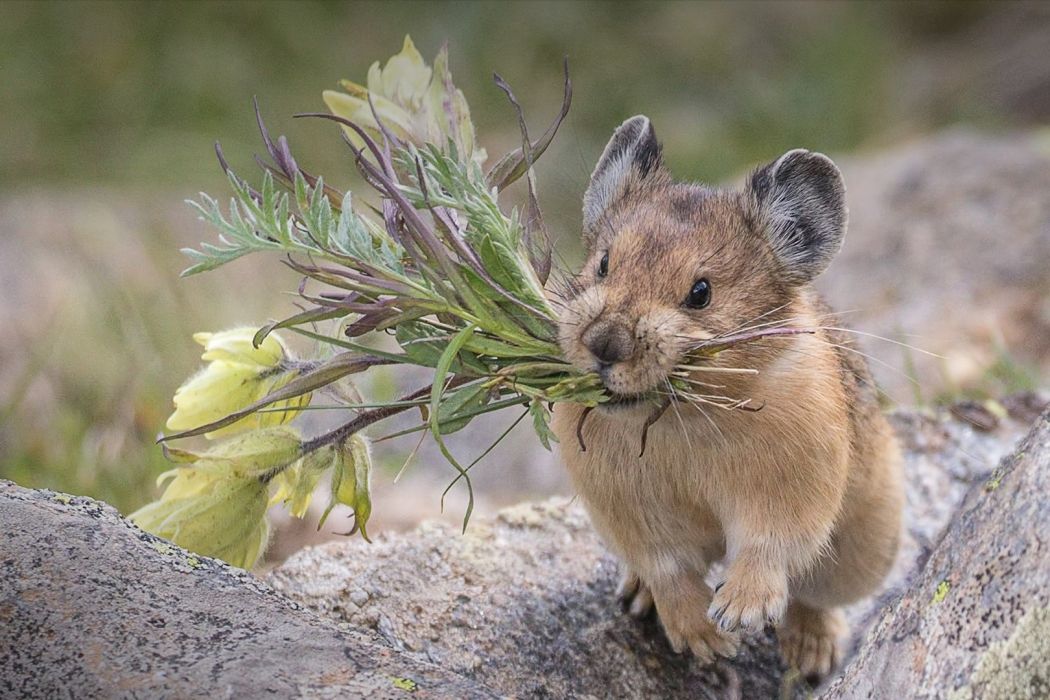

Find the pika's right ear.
[
  {"left": 747, "top": 149, "right": 847, "bottom": 283},
  {"left": 582, "top": 115, "right": 663, "bottom": 246}
]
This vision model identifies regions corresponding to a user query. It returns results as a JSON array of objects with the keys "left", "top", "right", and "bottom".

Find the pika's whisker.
[
  {"left": 664, "top": 378, "right": 694, "bottom": 453},
  {"left": 819, "top": 340, "right": 922, "bottom": 389},
  {"left": 674, "top": 365, "right": 759, "bottom": 375},
  {"left": 687, "top": 400, "right": 726, "bottom": 445},
  {"left": 813, "top": 326, "right": 943, "bottom": 358}
]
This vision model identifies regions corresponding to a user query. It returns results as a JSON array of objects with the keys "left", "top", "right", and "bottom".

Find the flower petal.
[
  {"left": 166, "top": 361, "right": 262, "bottom": 434},
  {"left": 196, "top": 327, "right": 287, "bottom": 367}
]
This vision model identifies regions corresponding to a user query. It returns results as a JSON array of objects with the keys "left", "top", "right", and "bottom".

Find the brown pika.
[{"left": 552, "top": 116, "right": 903, "bottom": 682}]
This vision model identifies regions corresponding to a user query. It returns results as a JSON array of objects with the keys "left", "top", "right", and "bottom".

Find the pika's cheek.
[{"left": 635, "top": 311, "right": 687, "bottom": 370}]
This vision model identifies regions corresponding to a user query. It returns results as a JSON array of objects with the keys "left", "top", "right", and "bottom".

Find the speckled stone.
[
  {"left": 0, "top": 484, "right": 495, "bottom": 699},
  {"left": 0, "top": 398, "right": 1043, "bottom": 699},
  {"left": 268, "top": 398, "right": 1046, "bottom": 698},
  {"left": 823, "top": 407, "right": 1050, "bottom": 699}
]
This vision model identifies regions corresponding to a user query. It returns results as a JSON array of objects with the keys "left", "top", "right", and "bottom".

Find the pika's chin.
[{"left": 597, "top": 391, "right": 661, "bottom": 416}]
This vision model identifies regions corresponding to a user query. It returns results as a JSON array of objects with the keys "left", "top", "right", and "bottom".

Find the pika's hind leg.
[
  {"left": 777, "top": 600, "right": 847, "bottom": 683},
  {"left": 616, "top": 567, "right": 654, "bottom": 618}
]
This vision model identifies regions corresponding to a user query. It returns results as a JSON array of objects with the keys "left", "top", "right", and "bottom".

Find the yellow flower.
[
  {"left": 166, "top": 327, "right": 310, "bottom": 439},
  {"left": 163, "top": 425, "right": 304, "bottom": 476},
  {"left": 131, "top": 427, "right": 303, "bottom": 569},
  {"left": 195, "top": 327, "right": 286, "bottom": 366},
  {"left": 323, "top": 35, "right": 486, "bottom": 166},
  {"left": 131, "top": 472, "right": 271, "bottom": 570},
  {"left": 367, "top": 34, "right": 432, "bottom": 109}
]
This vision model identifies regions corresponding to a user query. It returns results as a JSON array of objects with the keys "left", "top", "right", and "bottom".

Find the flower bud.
[
  {"left": 323, "top": 35, "right": 485, "bottom": 166},
  {"left": 164, "top": 426, "right": 303, "bottom": 477},
  {"left": 130, "top": 471, "right": 270, "bottom": 570},
  {"left": 317, "top": 434, "right": 373, "bottom": 541},
  {"left": 270, "top": 446, "right": 334, "bottom": 519}
]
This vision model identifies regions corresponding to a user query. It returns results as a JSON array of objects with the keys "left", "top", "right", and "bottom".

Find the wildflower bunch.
[{"left": 132, "top": 37, "right": 580, "bottom": 567}]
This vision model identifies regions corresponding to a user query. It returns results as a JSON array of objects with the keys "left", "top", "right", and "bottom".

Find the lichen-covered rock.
[
  {"left": 0, "top": 398, "right": 1043, "bottom": 698},
  {"left": 0, "top": 483, "right": 495, "bottom": 699},
  {"left": 274, "top": 498, "right": 788, "bottom": 698},
  {"left": 269, "top": 397, "right": 1045, "bottom": 698},
  {"left": 822, "top": 407, "right": 1050, "bottom": 699}
]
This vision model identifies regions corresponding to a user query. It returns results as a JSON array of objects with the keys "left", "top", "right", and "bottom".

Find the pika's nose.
[{"left": 583, "top": 321, "right": 635, "bottom": 366}]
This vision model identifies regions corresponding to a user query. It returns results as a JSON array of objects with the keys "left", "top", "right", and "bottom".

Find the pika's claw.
[
  {"left": 708, "top": 571, "right": 787, "bottom": 631},
  {"left": 660, "top": 608, "right": 740, "bottom": 664},
  {"left": 644, "top": 572, "right": 740, "bottom": 665}
]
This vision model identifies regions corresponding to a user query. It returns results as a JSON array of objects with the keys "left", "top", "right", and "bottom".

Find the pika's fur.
[{"left": 552, "top": 116, "right": 903, "bottom": 681}]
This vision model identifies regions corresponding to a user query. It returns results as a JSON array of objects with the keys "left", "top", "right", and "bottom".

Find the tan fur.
[{"left": 552, "top": 168, "right": 903, "bottom": 680}]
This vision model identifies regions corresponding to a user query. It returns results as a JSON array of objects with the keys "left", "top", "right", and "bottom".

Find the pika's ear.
[
  {"left": 582, "top": 115, "right": 663, "bottom": 246},
  {"left": 747, "top": 149, "right": 846, "bottom": 283}
]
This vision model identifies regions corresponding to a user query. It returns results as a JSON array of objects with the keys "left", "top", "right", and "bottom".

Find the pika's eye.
[
  {"left": 597, "top": 251, "right": 609, "bottom": 278},
  {"left": 685, "top": 278, "right": 711, "bottom": 309}
]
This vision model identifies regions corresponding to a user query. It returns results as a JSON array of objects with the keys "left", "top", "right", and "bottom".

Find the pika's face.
[
  {"left": 558, "top": 188, "right": 790, "bottom": 407},
  {"left": 560, "top": 116, "right": 846, "bottom": 410}
]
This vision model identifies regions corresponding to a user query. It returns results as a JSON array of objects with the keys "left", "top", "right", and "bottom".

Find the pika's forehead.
[{"left": 605, "top": 188, "right": 755, "bottom": 277}]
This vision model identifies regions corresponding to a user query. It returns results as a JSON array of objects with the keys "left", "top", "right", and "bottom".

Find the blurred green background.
[{"left": 2, "top": 0, "right": 1048, "bottom": 516}]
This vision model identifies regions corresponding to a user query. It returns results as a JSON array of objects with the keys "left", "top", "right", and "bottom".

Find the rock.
[
  {"left": 269, "top": 395, "right": 1046, "bottom": 698},
  {"left": 822, "top": 407, "right": 1050, "bottom": 699},
  {"left": 0, "top": 483, "right": 495, "bottom": 699},
  {"left": 1, "top": 397, "right": 1044, "bottom": 698}
]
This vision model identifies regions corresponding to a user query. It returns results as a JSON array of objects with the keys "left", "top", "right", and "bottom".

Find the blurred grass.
[
  {"left": 0, "top": 2, "right": 1016, "bottom": 191},
  {"left": 0, "top": 0, "right": 1043, "bottom": 514}
]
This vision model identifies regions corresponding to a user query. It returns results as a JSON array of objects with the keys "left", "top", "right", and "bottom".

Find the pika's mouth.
[{"left": 600, "top": 391, "right": 657, "bottom": 411}]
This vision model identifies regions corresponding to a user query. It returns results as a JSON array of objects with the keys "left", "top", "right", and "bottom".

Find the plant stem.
[{"left": 298, "top": 376, "right": 473, "bottom": 456}]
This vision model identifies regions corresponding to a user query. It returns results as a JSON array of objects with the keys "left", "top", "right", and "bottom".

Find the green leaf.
[
  {"left": 529, "top": 398, "right": 558, "bottom": 451},
  {"left": 395, "top": 321, "right": 447, "bottom": 367},
  {"left": 396, "top": 321, "right": 486, "bottom": 374},
  {"left": 435, "top": 382, "right": 490, "bottom": 434},
  {"left": 254, "top": 308, "right": 351, "bottom": 349},
  {"left": 430, "top": 324, "right": 477, "bottom": 532}
]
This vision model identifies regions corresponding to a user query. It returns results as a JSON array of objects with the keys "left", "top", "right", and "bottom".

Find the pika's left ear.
[
  {"left": 582, "top": 115, "right": 664, "bottom": 247},
  {"left": 747, "top": 149, "right": 846, "bottom": 283}
]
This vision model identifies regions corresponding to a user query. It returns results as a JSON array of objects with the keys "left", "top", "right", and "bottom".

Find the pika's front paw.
[
  {"left": 660, "top": 606, "right": 740, "bottom": 665},
  {"left": 708, "top": 570, "right": 788, "bottom": 632},
  {"left": 616, "top": 569, "right": 654, "bottom": 618}
]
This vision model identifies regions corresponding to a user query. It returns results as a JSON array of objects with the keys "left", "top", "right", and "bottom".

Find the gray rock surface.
[
  {"left": 823, "top": 407, "right": 1050, "bottom": 699},
  {"left": 269, "top": 396, "right": 1046, "bottom": 699},
  {"left": 1, "top": 397, "right": 1044, "bottom": 699},
  {"left": 0, "top": 483, "right": 494, "bottom": 699}
]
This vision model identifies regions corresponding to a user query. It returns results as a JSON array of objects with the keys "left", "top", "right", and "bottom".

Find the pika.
[{"left": 552, "top": 116, "right": 904, "bottom": 681}]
